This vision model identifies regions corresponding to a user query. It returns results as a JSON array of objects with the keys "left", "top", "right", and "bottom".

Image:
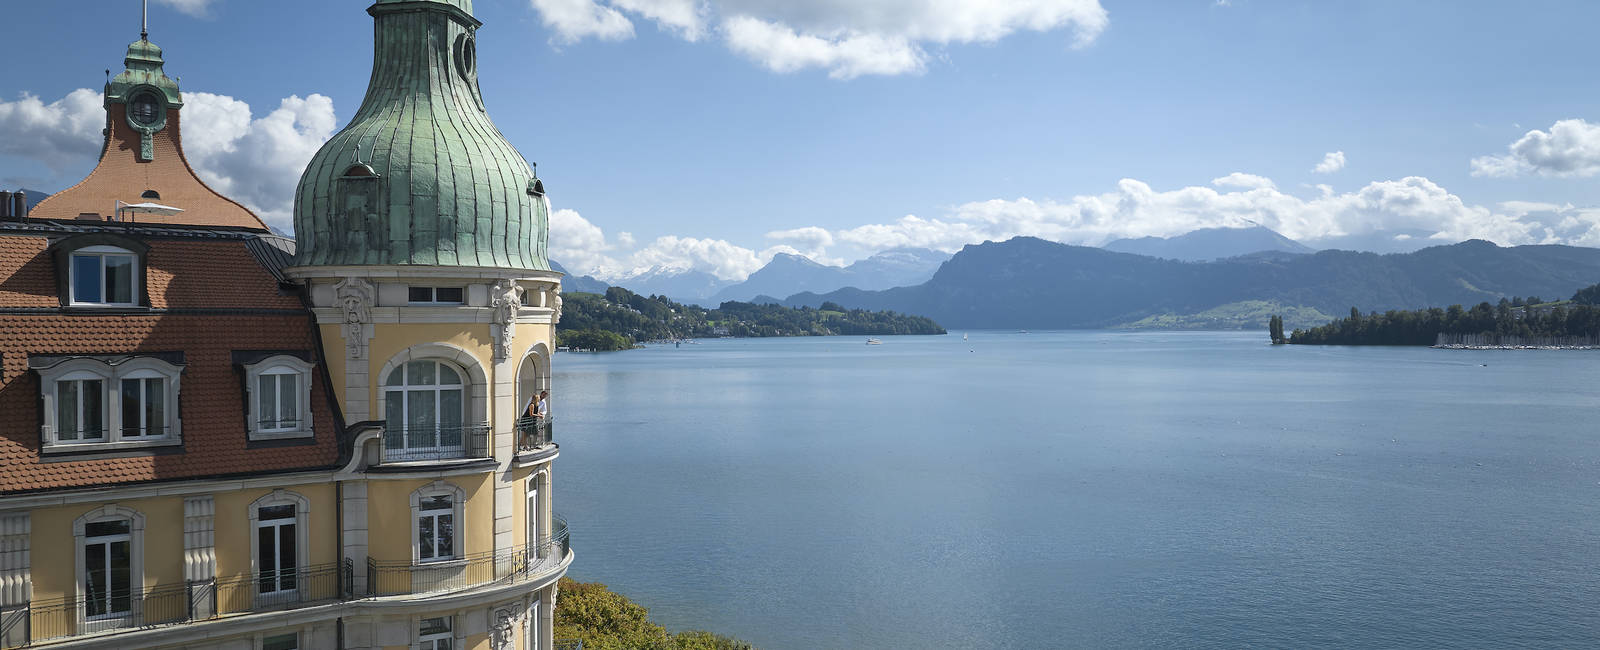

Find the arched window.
[
  {"left": 37, "top": 356, "right": 182, "bottom": 450},
  {"left": 243, "top": 355, "right": 315, "bottom": 439},
  {"left": 73, "top": 505, "right": 146, "bottom": 630},
  {"left": 384, "top": 360, "right": 465, "bottom": 457},
  {"left": 139, "top": 189, "right": 160, "bottom": 199},
  {"left": 410, "top": 481, "right": 465, "bottom": 563}
]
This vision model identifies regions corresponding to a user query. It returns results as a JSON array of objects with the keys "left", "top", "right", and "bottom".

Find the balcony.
[
  {"left": 367, "top": 514, "right": 570, "bottom": 597},
  {"left": 4, "top": 561, "right": 351, "bottom": 647},
  {"left": 380, "top": 423, "right": 491, "bottom": 464},
  {"left": 515, "top": 416, "right": 555, "bottom": 451}
]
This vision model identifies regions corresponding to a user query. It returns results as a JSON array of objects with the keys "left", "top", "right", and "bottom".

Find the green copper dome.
[{"left": 291, "top": 0, "right": 549, "bottom": 270}]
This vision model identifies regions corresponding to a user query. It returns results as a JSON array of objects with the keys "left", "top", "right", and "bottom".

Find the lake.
[{"left": 554, "top": 331, "right": 1600, "bottom": 648}]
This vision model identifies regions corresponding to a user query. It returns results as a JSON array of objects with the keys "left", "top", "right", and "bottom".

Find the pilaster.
[
  {"left": 342, "top": 481, "right": 370, "bottom": 595},
  {"left": 183, "top": 496, "right": 217, "bottom": 619},
  {"left": 0, "top": 512, "right": 29, "bottom": 649}
]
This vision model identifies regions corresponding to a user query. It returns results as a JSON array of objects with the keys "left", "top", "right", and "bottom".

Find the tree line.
[
  {"left": 557, "top": 287, "right": 946, "bottom": 351},
  {"left": 1279, "top": 285, "right": 1600, "bottom": 346}
]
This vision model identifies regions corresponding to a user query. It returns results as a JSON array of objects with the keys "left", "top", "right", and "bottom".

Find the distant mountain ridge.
[
  {"left": 783, "top": 236, "right": 1600, "bottom": 330},
  {"left": 550, "top": 261, "right": 610, "bottom": 294},
  {"left": 1103, "top": 225, "right": 1315, "bottom": 261},
  {"left": 710, "top": 247, "right": 948, "bottom": 304}
]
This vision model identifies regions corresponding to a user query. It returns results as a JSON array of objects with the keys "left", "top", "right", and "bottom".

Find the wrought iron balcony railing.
[
  {"left": 367, "top": 514, "right": 570, "bottom": 597},
  {"left": 380, "top": 423, "right": 492, "bottom": 463},
  {"left": 515, "top": 416, "right": 555, "bottom": 451},
  {"left": 4, "top": 560, "right": 351, "bottom": 647}
]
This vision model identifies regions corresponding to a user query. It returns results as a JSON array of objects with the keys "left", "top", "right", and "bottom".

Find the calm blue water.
[{"left": 555, "top": 331, "right": 1600, "bottom": 649}]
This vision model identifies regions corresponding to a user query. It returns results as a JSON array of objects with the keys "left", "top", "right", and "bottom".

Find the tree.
[{"left": 1268, "top": 314, "right": 1286, "bottom": 344}]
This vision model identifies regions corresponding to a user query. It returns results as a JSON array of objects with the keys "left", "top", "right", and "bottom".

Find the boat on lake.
[{"left": 866, "top": 338, "right": 883, "bottom": 345}]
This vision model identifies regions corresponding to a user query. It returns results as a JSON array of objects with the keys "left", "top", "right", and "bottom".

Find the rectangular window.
[
  {"left": 119, "top": 377, "right": 165, "bottom": 438},
  {"left": 418, "top": 495, "right": 455, "bottom": 562},
  {"left": 84, "top": 520, "right": 132, "bottom": 619},
  {"left": 257, "top": 505, "right": 298, "bottom": 594},
  {"left": 420, "top": 616, "right": 453, "bottom": 650},
  {"left": 56, "top": 379, "right": 104, "bottom": 442},
  {"left": 258, "top": 373, "right": 300, "bottom": 431},
  {"left": 262, "top": 632, "right": 298, "bottom": 650},
  {"left": 70, "top": 253, "right": 136, "bottom": 306},
  {"left": 408, "top": 286, "right": 464, "bottom": 304}
]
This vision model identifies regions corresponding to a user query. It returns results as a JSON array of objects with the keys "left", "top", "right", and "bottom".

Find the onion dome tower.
[
  {"left": 291, "top": 0, "right": 550, "bottom": 270},
  {"left": 286, "top": 2, "right": 570, "bottom": 649}
]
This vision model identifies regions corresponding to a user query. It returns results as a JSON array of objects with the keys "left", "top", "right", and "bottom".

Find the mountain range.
[
  {"left": 709, "top": 247, "right": 948, "bottom": 304},
  {"left": 782, "top": 236, "right": 1600, "bottom": 330},
  {"left": 1103, "top": 226, "right": 1316, "bottom": 261}
]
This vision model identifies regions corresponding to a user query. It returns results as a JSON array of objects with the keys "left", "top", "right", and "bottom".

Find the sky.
[{"left": 6, "top": 0, "right": 1600, "bottom": 282}]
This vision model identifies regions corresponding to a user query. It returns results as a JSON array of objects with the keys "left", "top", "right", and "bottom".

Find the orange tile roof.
[
  {"left": 0, "top": 232, "right": 342, "bottom": 493},
  {"left": 29, "top": 105, "right": 267, "bottom": 231}
]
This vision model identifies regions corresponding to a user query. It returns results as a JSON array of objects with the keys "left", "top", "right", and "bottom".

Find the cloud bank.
[
  {"left": 527, "top": 0, "right": 1109, "bottom": 78},
  {"left": 1312, "top": 151, "right": 1345, "bottom": 174}
]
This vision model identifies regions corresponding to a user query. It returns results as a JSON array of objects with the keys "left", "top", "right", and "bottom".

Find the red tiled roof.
[
  {"left": 0, "top": 232, "right": 341, "bottom": 493},
  {"left": 29, "top": 105, "right": 267, "bottom": 231}
]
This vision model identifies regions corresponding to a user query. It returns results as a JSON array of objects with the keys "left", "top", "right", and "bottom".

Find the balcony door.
[{"left": 384, "top": 360, "right": 465, "bottom": 457}]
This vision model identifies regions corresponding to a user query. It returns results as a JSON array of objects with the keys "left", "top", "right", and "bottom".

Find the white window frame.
[
  {"left": 419, "top": 615, "right": 455, "bottom": 650},
  {"left": 73, "top": 505, "right": 145, "bottom": 631},
  {"left": 242, "top": 356, "right": 315, "bottom": 440},
  {"left": 248, "top": 490, "right": 310, "bottom": 604},
  {"left": 384, "top": 360, "right": 467, "bottom": 456},
  {"left": 408, "top": 286, "right": 465, "bottom": 305},
  {"left": 410, "top": 481, "right": 465, "bottom": 564},
  {"left": 38, "top": 357, "right": 182, "bottom": 453},
  {"left": 68, "top": 245, "right": 139, "bottom": 307}
]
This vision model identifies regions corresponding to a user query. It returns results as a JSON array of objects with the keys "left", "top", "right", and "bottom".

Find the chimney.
[
  {"left": 0, "top": 192, "right": 11, "bottom": 219},
  {"left": 11, "top": 191, "right": 25, "bottom": 219}
]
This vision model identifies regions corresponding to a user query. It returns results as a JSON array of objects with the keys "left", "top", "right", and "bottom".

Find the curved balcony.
[
  {"left": 515, "top": 416, "right": 554, "bottom": 450},
  {"left": 379, "top": 423, "right": 491, "bottom": 464},
  {"left": 366, "top": 514, "right": 570, "bottom": 597}
]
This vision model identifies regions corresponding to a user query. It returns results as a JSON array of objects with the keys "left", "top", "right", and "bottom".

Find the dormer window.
[
  {"left": 54, "top": 234, "right": 149, "bottom": 308},
  {"left": 70, "top": 247, "right": 137, "bottom": 306},
  {"left": 35, "top": 356, "right": 183, "bottom": 452},
  {"left": 243, "top": 355, "right": 315, "bottom": 440},
  {"left": 408, "top": 286, "right": 464, "bottom": 304}
]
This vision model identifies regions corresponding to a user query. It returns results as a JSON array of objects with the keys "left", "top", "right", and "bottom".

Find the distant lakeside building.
[{"left": 0, "top": 1, "right": 570, "bottom": 648}]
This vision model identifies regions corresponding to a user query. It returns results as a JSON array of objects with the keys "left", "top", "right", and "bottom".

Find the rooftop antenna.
[{"left": 141, "top": 0, "right": 148, "bottom": 40}]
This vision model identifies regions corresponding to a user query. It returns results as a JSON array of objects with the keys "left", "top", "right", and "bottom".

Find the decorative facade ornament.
[
  {"left": 552, "top": 285, "right": 563, "bottom": 325},
  {"left": 334, "top": 277, "right": 375, "bottom": 359},
  {"left": 491, "top": 279, "right": 522, "bottom": 362},
  {"left": 491, "top": 607, "right": 517, "bottom": 650}
]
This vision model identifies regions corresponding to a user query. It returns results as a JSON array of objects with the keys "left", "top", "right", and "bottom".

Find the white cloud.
[
  {"left": 526, "top": 0, "right": 1108, "bottom": 78},
  {"left": 0, "top": 90, "right": 106, "bottom": 173},
  {"left": 551, "top": 207, "right": 775, "bottom": 281},
  {"left": 1312, "top": 150, "right": 1345, "bottom": 174},
  {"left": 0, "top": 88, "right": 335, "bottom": 231},
  {"left": 1471, "top": 119, "right": 1600, "bottom": 178},
  {"left": 1211, "top": 172, "right": 1276, "bottom": 190},
  {"left": 180, "top": 92, "right": 339, "bottom": 230},
  {"left": 528, "top": 0, "right": 636, "bottom": 45},
  {"left": 154, "top": 0, "right": 212, "bottom": 18},
  {"left": 815, "top": 174, "right": 1563, "bottom": 258}
]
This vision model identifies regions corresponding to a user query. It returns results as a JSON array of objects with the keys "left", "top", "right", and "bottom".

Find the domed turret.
[{"left": 291, "top": 0, "right": 549, "bottom": 270}]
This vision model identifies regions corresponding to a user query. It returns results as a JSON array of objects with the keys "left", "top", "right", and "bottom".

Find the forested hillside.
[{"left": 557, "top": 287, "right": 944, "bottom": 350}]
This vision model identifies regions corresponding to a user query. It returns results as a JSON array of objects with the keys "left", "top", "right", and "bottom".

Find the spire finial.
[{"left": 141, "top": 0, "right": 148, "bottom": 40}]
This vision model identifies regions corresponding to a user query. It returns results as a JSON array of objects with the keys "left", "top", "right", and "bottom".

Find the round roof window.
[
  {"left": 129, "top": 91, "right": 162, "bottom": 128},
  {"left": 454, "top": 34, "right": 477, "bottom": 80}
]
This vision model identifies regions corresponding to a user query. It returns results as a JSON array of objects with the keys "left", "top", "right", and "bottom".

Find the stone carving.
[
  {"left": 334, "top": 277, "right": 375, "bottom": 359},
  {"left": 552, "top": 285, "right": 563, "bottom": 325},
  {"left": 491, "top": 607, "right": 517, "bottom": 650},
  {"left": 491, "top": 279, "right": 522, "bottom": 362}
]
